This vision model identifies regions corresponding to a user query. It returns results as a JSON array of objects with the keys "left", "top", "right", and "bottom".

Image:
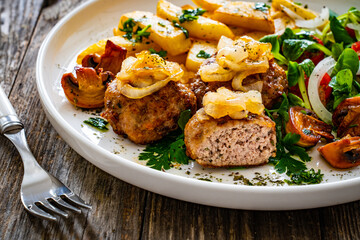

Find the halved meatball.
[
  {"left": 188, "top": 59, "right": 288, "bottom": 109},
  {"left": 184, "top": 109, "right": 276, "bottom": 168},
  {"left": 102, "top": 80, "right": 197, "bottom": 144}
]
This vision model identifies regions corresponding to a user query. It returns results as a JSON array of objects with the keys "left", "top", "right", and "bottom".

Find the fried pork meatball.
[
  {"left": 188, "top": 59, "right": 288, "bottom": 109},
  {"left": 184, "top": 109, "right": 276, "bottom": 168},
  {"left": 102, "top": 80, "right": 196, "bottom": 144}
]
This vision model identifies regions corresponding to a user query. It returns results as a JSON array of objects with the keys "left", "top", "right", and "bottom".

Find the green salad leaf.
[{"left": 330, "top": 16, "right": 355, "bottom": 46}]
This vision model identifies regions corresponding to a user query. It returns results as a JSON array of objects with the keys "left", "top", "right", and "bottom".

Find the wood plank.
[
  {"left": 319, "top": 201, "right": 360, "bottom": 240},
  {"left": 0, "top": 0, "right": 43, "bottom": 93},
  {"left": 0, "top": 0, "right": 146, "bottom": 239},
  {"left": 141, "top": 192, "right": 255, "bottom": 240},
  {"left": 253, "top": 209, "right": 321, "bottom": 240}
]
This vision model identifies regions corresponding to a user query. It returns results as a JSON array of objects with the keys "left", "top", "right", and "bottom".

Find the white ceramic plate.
[{"left": 36, "top": 0, "right": 360, "bottom": 210}]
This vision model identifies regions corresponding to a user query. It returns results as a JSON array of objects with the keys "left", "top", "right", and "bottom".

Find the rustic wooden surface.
[{"left": 0, "top": 0, "right": 360, "bottom": 239}]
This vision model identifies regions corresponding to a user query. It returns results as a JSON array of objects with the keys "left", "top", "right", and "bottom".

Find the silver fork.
[{"left": 0, "top": 86, "right": 91, "bottom": 221}]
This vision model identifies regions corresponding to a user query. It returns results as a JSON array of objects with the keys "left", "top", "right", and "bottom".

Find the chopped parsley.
[
  {"left": 172, "top": 20, "right": 189, "bottom": 38},
  {"left": 139, "top": 110, "right": 192, "bottom": 171},
  {"left": 196, "top": 50, "right": 211, "bottom": 59},
  {"left": 119, "top": 18, "right": 151, "bottom": 42},
  {"left": 83, "top": 117, "right": 109, "bottom": 131},
  {"left": 149, "top": 48, "right": 167, "bottom": 57},
  {"left": 266, "top": 94, "right": 323, "bottom": 185},
  {"left": 286, "top": 168, "right": 324, "bottom": 185},
  {"left": 253, "top": 2, "right": 271, "bottom": 12},
  {"left": 179, "top": 8, "right": 206, "bottom": 23}
]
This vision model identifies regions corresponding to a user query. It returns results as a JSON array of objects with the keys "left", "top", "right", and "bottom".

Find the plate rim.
[{"left": 35, "top": 0, "right": 360, "bottom": 210}]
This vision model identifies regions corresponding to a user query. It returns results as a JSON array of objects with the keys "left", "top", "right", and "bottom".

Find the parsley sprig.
[
  {"left": 179, "top": 8, "right": 206, "bottom": 23},
  {"left": 196, "top": 50, "right": 211, "bottom": 59},
  {"left": 149, "top": 48, "right": 167, "bottom": 58},
  {"left": 139, "top": 110, "right": 192, "bottom": 170},
  {"left": 266, "top": 94, "right": 323, "bottom": 185},
  {"left": 172, "top": 20, "right": 189, "bottom": 38},
  {"left": 119, "top": 18, "right": 151, "bottom": 42},
  {"left": 83, "top": 117, "right": 109, "bottom": 131}
]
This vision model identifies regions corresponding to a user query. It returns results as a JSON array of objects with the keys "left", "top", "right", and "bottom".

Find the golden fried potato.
[
  {"left": 156, "top": 0, "right": 234, "bottom": 41},
  {"left": 212, "top": 1, "right": 275, "bottom": 33},
  {"left": 119, "top": 11, "right": 191, "bottom": 56},
  {"left": 186, "top": 40, "right": 217, "bottom": 72}
]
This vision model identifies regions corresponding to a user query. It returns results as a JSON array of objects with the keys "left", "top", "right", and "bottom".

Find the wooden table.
[{"left": 1, "top": 0, "right": 360, "bottom": 239}]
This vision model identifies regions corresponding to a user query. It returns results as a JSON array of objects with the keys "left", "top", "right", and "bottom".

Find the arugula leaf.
[
  {"left": 330, "top": 16, "right": 355, "bottom": 46},
  {"left": 83, "top": 117, "right": 109, "bottom": 131},
  {"left": 282, "top": 39, "right": 332, "bottom": 61},
  {"left": 179, "top": 8, "right": 206, "bottom": 23},
  {"left": 331, "top": 48, "right": 359, "bottom": 77},
  {"left": 196, "top": 50, "right": 211, "bottom": 59},
  {"left": 139, "top": 110, "right": 192, "bottom": 170},
  {"left": 149, "top": 48, "right": 167, "bottom": 57}
]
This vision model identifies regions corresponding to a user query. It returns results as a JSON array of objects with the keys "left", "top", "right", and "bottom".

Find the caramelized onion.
[
  {"left": 116, "top": 51, "right": 184, "bottom": 98},
  {"left": 203, "top": 87, "right": 264, "bottom": 119}
]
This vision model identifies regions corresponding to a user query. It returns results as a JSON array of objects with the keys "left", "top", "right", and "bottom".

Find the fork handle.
[{"left": 0, "top": 86, "right": 23, "bottom": 134}]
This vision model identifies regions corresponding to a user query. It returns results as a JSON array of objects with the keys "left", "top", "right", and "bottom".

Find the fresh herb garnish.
[
  {"left": 287, "top": 59, "right": 315, "bottom": 109},
  {"left": 149, "top": 48, "right": 167, "bottom": 57},
  {"left": 135, "top": 25, "right": 151, "bottom": 42},
  {"left": 286, "top": 168, "right": 324, "bottom": 185},
  {"left": 119, "top": 18, "right": 151, "bottom": 42},
  {"left": 196, "top": 50, "right": 211, "bottom": 59},
  {"left": 329, "top": 48, "right": 360, "bottom": 109},
  {"left": 179, "top": 8, "right": 206, "bottom": 23},
  {"left": 172, "top": 20, "right": 189, "bottom": 38},
  {"left": 158, "top": 21, "right": 166, "bottom": 27},
  {"left": 266, "top": 95, "right": 322, "bottom": 185},
  {"left": 253, "top": 2, "right": 271, "bottom": 12},
  {"left": 83, "top": 117, "right": 109, "bottom": 131},
  {"left": 139, "top": 110, "right": 192, "bottom": 170},
  {"left": 329, "top": 16, "right": 355, "bottom": 46}
]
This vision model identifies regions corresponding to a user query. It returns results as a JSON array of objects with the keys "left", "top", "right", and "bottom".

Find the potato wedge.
[
  {"left": 186, "top": 40, "right": 217, "bottom": 72},
  {"left": 156, "top": 0, "right": 234, "bottom": 41},
  {"left": 212, "top": 1, "right": 275, "bottom": 33},
  {"left": 191, "top": 0, "right": 228, "bottom": 11},
  {"left": 119, "top": 11, "right": 191, "bottom": 56},
  {"left": 76, "top": 36, "right": 160, "bottom": 64},
  {"left": 272, "top": 0, "right": 317, "bottom": 20}
]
